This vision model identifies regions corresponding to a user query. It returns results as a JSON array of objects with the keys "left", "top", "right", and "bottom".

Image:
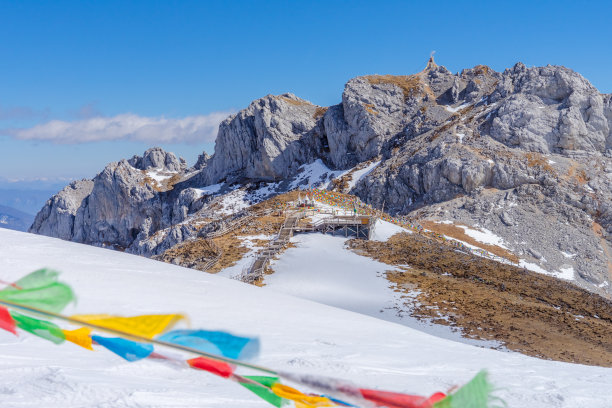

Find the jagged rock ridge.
[{"left": 31, "top": 59, "right": 612, "bottom": 296}]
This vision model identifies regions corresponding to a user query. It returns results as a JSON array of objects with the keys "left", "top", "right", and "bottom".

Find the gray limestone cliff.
[{"left": 30, "top": 147, "right": 187, "bottom": 250}]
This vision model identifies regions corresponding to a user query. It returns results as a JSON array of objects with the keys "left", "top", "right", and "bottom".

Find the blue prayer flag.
[
  {"left": 158, "top": 329, "right": 259, "bottom": 360},
  {"left": 92, "top": 335, "right": 154, "bottom": 361}
]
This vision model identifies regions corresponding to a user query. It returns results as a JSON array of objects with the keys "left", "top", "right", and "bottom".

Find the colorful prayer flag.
[
  {"left": 158, "top": 329, "right": 259, "bottom": 360},
  {"left": 0, "top": 306, "right": 17, "bottom": 335},
  {"left": 8, "top": 269, "right": 59, "bottom": 289},
  {"left": 433, "top": 371, "right": 493, "bottom": 408},
  {"left": 0, "top": 269, "right": 75, "bottom": 313},
  {"left": 240, "top": 376, "right": 285, "bottom": 408},
  {"left": 63, "top": 327, "right": 94, "bottom": 350},
  {"left": 359, "top": 388, "right": 446, "bottom": 408},
  {"left": 10, "top": 311, "right": 65, "bottom": 344},
  {"left": 187, "top": 356, "right": 235, "bottom": 378},
  {"left": 91, "top": 335, "right": 154, "bottom": 361},
  {"left": 271, "top": 383, "right": 336, "bottom": 408},
  {"left": 72, "top": 314, "right": 185, "bottom": 339}
]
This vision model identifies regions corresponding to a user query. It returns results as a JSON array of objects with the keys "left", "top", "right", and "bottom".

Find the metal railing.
[{"left": 194, "top": 208, "right": 275, "bottom": 272}]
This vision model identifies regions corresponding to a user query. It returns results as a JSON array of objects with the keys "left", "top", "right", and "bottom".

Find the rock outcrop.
[
  {"left": 30, "top": 179, "right": 94, "bottom": 240},
  {"left": 202, "top": 94, "right": 325, "bottom": 184},
  {"left": 31, "top": 148, "right": 189, "bottom": 250}
]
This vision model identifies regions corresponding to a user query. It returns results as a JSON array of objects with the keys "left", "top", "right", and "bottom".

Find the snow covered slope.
[
  {"left": 1, "top": 228, "right": 611, "bottom": 407},
  {"left": 263, "top": 233, "right": 501, "bottom": 349}
]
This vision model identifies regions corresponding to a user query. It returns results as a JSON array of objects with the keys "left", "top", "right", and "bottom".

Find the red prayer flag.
[
  {"left": 0, "top": 306, "right": 17, "bottom": 335},
  {"left": 360, "top": 388, "right": 446, "bottom": 408},
  {"left": 187, "top": 357, "right": 235, "bottom": 378}
]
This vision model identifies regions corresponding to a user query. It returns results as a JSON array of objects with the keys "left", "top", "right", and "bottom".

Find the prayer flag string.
[{"left": 0, "top": 269, "right": 500, "bottom": 408}]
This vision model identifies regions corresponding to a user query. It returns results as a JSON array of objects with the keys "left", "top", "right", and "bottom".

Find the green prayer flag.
[
  {"left": 10, "top": 269, "right": 60, "bottom": 290},
  {"left": 10, "top": 312, "right": 66, "bottom": 344},
  {"left": 0, "top": 269, "right": 75, "bottom": 313},
  {"left": 240, "top": 376, "right": 284, "bottom": 407},
  {"left": 434, "top": 370, "right": 503, "bottom": 408}
]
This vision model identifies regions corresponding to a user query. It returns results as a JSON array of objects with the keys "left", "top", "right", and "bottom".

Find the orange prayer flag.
[
  {"left": 63, "top": 327, "right": 94, "bottom": 350},
  {"left": 271, "top": 383, "right": 337, "bottom": 408}
]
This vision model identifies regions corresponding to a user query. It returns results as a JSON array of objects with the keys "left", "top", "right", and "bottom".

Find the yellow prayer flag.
[
  {"left": 70, "top": 314, "right": 186, "bottom": 339},
  {"left": 63, "top": 327, "right": 93, "bottom": 350},
  {"left": 271, "top": 383, "right": 336, "bottom": 408}
]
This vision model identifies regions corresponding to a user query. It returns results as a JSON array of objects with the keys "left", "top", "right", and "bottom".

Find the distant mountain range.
[
  {"left": 0, "top": 177, "right": 68, "bottom": 216},
  {"left": 0, "top": 204, "right": 34, "bottom": 231},
  {"left": 0, "top": 181, "right": 65, "bottom": 231}
]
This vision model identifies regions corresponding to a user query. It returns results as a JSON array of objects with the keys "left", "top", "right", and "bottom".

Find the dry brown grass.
[
  {"left": 158, "top": 193, "right": 290, "bottom": 273},
  {"left": 140, "top": 171, "right": 183, "bottom": 192},
  {"left": 249, "top": 190, "right": 302, "bottom": 212},
  {"left": 330, "top": 176, "right": 350, "bottom": 192},
  {"left": 473, "top": 64, "right": 491, "bottom": 76},
  {"left": 592, "top": 222, "right": 612, "bottom": 282},
  {"left": 349, "top": 233, "right": 612, "bottom": 366},
  {"left": 363, "top": 103, "right": 379, "bottom": 115},
  {"left": 165, "top": 173, "right": 182, "bottom": 190},
  {"left": 158, "top": 216, "right": 283, "bottom": 275},
  {"left": 157, "top": 239, "right": 219, "bottom": 270},
  {"left": 208, "top": 212, "right": 287, "bottom": 272},
  {"left": 328, "top": 160, "right": 378, "bottom": 193},
  {"left": 365, "top": 74, "right": 435, "bottom": 100},
  {"left": 313, "top": 106, "right": 328, "bottom": 119},
  {"left": 567, "top": 163, "right": 589, "bottom": 185},
  {"left": 236, "top": 214, "right": 284, "bottom": 236},
  {"left": 458, "top": 104, "right": 475, "bottom": 116},
  {"left": 420, "top": 220, "right": 519, "bottom": 263},
  {"left": 207, "top": 234, "right": 250, "bottom": 273},
  {"left": 280, "top": 96, "right": 312, "bottom": 107},
  {"left": 140, "top": 175, "right": 163, "bottom": 192},
  {"left": 525, "top": 152, "right": 555, "bottom": 173},
  {"left": 430, "top": 117, "right": 458, "bottom": 141}
]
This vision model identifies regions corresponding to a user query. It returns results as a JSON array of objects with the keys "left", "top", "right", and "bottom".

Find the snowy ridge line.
[{"left": 0, "top": 291, "right": 492, "bottom": 408}]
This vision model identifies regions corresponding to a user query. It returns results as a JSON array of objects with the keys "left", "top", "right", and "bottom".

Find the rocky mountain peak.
[
  {"left": 201, "top": 92, "right": 325, "bottom": 185},
  {"left": 128, "top": 147, "right": 186, "bottom": 172},
  {"left": 30, "top": 61, "right": 612, "bottom": 296}
]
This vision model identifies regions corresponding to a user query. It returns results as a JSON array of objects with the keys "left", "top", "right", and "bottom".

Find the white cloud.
[{"left": 10, "top": 111, "right": 233, "bottom": 144}]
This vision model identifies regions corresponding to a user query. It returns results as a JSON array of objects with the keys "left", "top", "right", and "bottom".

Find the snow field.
[{"left": 0, "top": 230, "right": 611, "bottom": 407}]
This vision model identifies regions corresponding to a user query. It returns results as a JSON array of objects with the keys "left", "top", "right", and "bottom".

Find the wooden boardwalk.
[
  {"left": 295, "top": 214, "right": 376, "bottom": 240},
  {"left": 237, "top": 209, "right": 378, "bottom": 284}
]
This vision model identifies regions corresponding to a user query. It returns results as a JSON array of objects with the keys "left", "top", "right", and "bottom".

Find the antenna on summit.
[{"left": 426, "top": 51, "right": 437, "bottom": 70}]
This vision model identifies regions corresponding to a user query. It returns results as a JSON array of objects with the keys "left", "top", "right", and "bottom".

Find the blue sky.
[{"left": 1, "top": 0, "right": 611, "bottom": 181}]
